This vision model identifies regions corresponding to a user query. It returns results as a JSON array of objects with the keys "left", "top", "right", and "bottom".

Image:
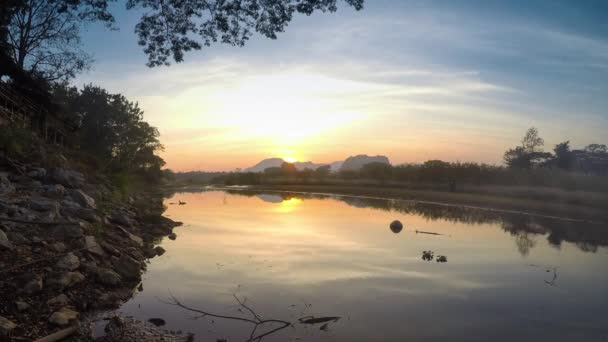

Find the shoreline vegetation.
[{"left": 166, "top": 182, "right": 608, "bottom": 223}]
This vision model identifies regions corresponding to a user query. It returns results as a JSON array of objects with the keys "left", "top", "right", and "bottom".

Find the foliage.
[
  {"left": 504, "top": 127, "right": 552, "bottom": 169},
  {"left": 51, "top": 83, "right": 166, "bottom": 182},
  {"left": 2, "top": 0, "right": 363, "bottom": 71},
  {"left": 0, "top": 124, "right": 34, "bottom": 157},
  {"left": 3, "top": 0, "right": 110, "bottom": 82}
]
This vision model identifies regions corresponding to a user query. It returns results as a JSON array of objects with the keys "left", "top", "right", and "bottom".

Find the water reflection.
[
  {"left": 225, "top": 189, "right": 608, "bottom": 256},
  {"left": 122, "top": 190, "right": 608, "bottom": 342}
]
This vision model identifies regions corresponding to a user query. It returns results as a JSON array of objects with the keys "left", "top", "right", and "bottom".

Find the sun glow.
[
  {"left": 283, "top": 156, "right": 297, "bottom": 163},
  {"left": 207, "top": 71, "right": 364, "bottom": 143}
]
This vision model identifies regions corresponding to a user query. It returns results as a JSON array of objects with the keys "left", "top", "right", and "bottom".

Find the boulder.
[
  {"left": 50, "top": 168, "right": 85, "bottom": 188},
  {"left": 167, "top": 232, "right": 177, "bottom": 240},
  {"left": 68, "top": 189, "right": 96, "bottom": 209},
  {"left": 0, "top": 316, "right": 17, "bottom": 335},
  {"left": 84, "top": 235, "right": 105, "bottom": 257},
  {"left": 27, "top": 197, "right": 60, "bottom": 214},
  {"left": 55, "top": 252, "right": 80, "bottom": 271},
  {"left": 48, "top": 308, "right": 79, "bottom": 326},
  {"left": 97, "top": 268, "right": 122, "bottom": 286},
  {"left": 113, "top": 254, "right": 141, "bottom": 280},
  {"left": 0, "top": 230, "right": 13, "bottom": 251}
]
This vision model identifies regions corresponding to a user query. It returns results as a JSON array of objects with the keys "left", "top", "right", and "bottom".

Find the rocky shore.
[{"left": 0, "top": 155, "right": 182, "bottom": 341}]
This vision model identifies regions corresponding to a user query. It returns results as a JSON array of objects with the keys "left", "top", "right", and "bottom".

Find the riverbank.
[
  {"left": 232, "top": 183, "right": 608, "bottom": 223},
  {"left": 0, "top": 154, "right": 182, "bottom": 341}
]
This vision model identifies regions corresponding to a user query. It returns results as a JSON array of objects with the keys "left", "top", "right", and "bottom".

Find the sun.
[{"left": 284, "top": 156, "right": 297, "bottom": 163}]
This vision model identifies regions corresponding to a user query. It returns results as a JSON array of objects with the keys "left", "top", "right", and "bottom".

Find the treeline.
[{"left": 212, "top": 128, "right": 608, "bottom": 192}]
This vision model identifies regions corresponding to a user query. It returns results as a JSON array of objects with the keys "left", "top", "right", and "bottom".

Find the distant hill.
[
  {"left": 340, "top": 155, "right": 390, "bottom": 171},
  {"left": 293, "top": 161, "right": 327, "bottom": 171},
  {"left": 329, "top": 161, "right": 343, "bottom": 172},
  {"left": 244, "top": 158, "right": 285, "bottom": 173},
  {"left": 244, "top": 158, "right": 329, "bottom": 172},
  {"left": 244, "top": 156, "right": 390, "bottom": 173}
]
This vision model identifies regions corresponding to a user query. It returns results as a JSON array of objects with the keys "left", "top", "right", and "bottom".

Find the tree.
[
  {"left": 2, "top": 0, "right": 364, "bottom": 72},
  {"left": 504, "top": 127, "right": 551, "bottom": 169},
  {"left": 521, "top": 127, "right": 544, "bottom": 153},
  {"left": 280, "top": 162, "right": 297, "bottom": 176},
  {"left": 552, "top": 141, "right": 575, "bottom": 170},
  {"left": 4, "top": 0, "right": 103, "bottom": 82},
  {"left": 127, "top": 0, "right": 364, "bottom": 66},
  {"left": 360, "top": 162, "right": 392, "bottom": 182},
  {"left": 313, "top": 165, "right": 331, "bottom": 179},
  {"left": 52, "top": 84, "right": 165, "bottom": 178}
]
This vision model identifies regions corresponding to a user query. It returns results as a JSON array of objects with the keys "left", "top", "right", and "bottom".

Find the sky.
[{"left": 75, "top": 0, "right": 608, "bottom": 171}]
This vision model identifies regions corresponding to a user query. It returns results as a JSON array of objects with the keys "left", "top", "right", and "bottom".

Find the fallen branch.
[
  {"left": 164, "top": 294, "right": 340, "bottom": 342},
  {"left": 415, "top": 230, "right": 443, "bottom": 236}
]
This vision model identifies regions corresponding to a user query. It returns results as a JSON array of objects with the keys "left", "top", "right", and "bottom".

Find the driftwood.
[
  {"left": 164, "top": 294, "right": 341, "bottom": 342},
  {"left": 415, "top": 230, "right": 443, "bottom": 236},
  {"left": 33, "top": 325, "right": 79, "bottom": 342}
]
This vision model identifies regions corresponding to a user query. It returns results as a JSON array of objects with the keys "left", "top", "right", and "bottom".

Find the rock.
[
  {"left": 116, "top": 226, "right": 143, "bottom": 246},
  {"left": 129, "top": 233, "right": 143, "bottom": 247},
  {"left": 84, "top": 235, "right": 105, "bottom": 256},
  {"left": 52, "top": 224, "right": 84, "bottom": 239},
  {"left": 55, "top": 252, "right": 80, "bottom": 271},
  {"left": 100, "top": 241, "right": 121, "bottom": 257},
  {"left": 0, "top": 230, "right": 13, "bottom": 250},
  {"left": 113, "top": 254, "right": 141, "bottom": 280},
  {"left": 47, "top": 271, "right": 85, "bottom": 291},
  {"left": 0, "top": 175, "right": 15, "bottom": 196},
  {"left": 41, "top": 184, "right": 66, "bottom": 198},
  {"left": 97, "top": 268, "right": 122, "bottom": 286},
  {"left": 49, "top": 242, "right": 67, "bottom": 253},
  {"left": 27, "top": 197, "right": 60, "bottom": 213},
  {"left": 109, "top": 211, "right": 132, "bottom": 227},
  {"left": 61, "top": 207, "right": 99, "bottom": 222},
  {"left": 23, "top": 277, "right": 43, "bottom": 294},
  {"left": 68, "top": 189, "right": 96, "bottom": 209},
  {"left": 154, "top": 246, "right": 166, "bottom": 256},
  {"left": 0, "top": 316, "right": 17, "bottom": 335},
  {"left": 47, "top": 294, "right": 70, "bottom": 306},
  {"left": 15, "top": 301, "right": 30, "bottom": 311},
  {"left": 50, "top": 168, "right": 85, "bottom": 188},
  {"left": 389, "top": 220, "right": 403, "bottom": 234},
  {"left": 143, "top": 248, "right": 157, "bottom": 258},
  {"left": 48, "top": 307, "right": 79, "bottom": 326},
  {"left": 27, "top": 167, "right": 47, "bottom": 179},
  {"left": 167, "top": 232, "right": 177, "bottom": 240},
  {"left": 7, "top": 232, "right": 28, "bottom": 245}
]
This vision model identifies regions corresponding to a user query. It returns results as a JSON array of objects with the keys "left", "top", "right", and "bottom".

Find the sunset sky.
[{"left": 75, "top": 0, "right": 608, "bottom": 171}]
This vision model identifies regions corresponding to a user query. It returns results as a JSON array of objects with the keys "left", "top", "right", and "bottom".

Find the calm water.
[{"left": 119, "top": 190, "right": 608, "bottom": 342}]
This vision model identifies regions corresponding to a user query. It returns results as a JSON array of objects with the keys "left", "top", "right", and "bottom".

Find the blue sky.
[{"left": 76, "top": 0, "right": 608, "bottom": 171}]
